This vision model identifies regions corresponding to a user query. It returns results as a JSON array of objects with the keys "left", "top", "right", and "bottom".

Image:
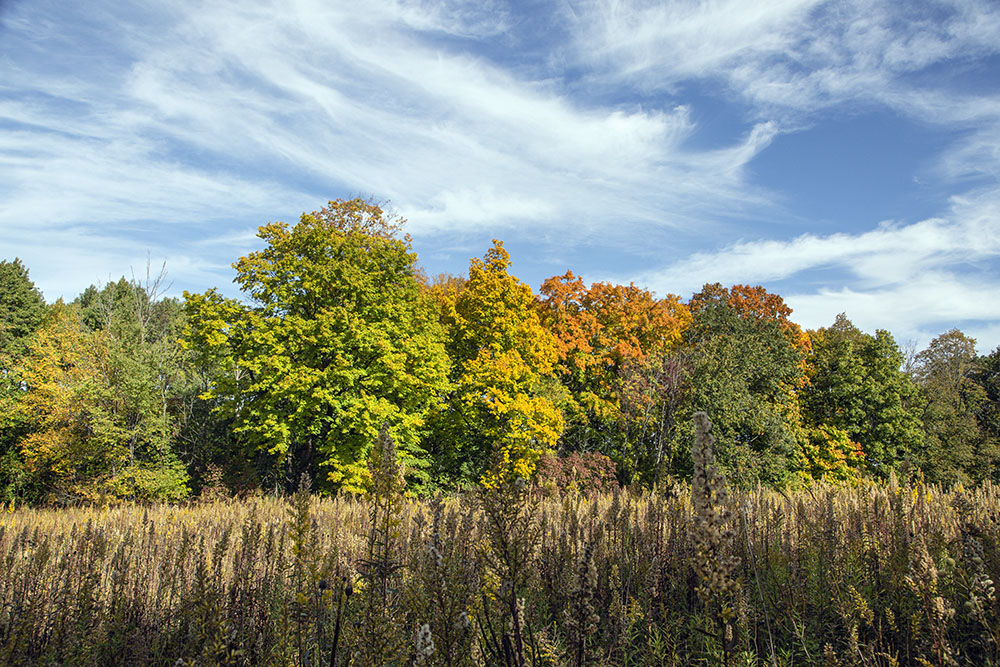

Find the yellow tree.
[{"left": 429, "top": 241, "right": 563, "bottom": 487}]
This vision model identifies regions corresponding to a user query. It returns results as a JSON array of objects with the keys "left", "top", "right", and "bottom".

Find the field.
[{"left": 2, "top": 473, "right": 999, "bottom": 666}]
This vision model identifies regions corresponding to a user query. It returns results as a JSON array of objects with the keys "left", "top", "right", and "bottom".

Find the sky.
[{"left": 2, "top": 0, "right": 999, "bottom": 353}]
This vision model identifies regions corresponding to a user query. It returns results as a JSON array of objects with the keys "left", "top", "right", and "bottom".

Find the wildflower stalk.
[
  {"left": 691, "top": 412, "right": 740, "bottom": 662},
  {"left": 354, "top": 423, "right": 407, "bottom": 666}
]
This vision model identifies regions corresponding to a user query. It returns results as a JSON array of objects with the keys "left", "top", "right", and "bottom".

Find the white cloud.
[
  {"left": 1, "top": 0, "right": 787, "bottom": 259},
  {"left": 631, "top": 191, "right": 1000, "bottom": 350},
  {"left": 576, "top": 0, "right": 823, "bottom": 84}
]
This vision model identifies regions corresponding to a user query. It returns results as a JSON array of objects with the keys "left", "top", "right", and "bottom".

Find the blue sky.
[{"left": 2, "top": 0, "right": 999, "bottom": 353}]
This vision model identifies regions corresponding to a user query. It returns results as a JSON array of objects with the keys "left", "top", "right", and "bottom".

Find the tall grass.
[{"left": 1, "top": 476, "right": 998, "bottom": 665}]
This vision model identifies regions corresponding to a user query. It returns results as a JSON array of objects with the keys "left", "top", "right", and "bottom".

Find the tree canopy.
[
  {"left": 0, "top": 258, "right": 46, "bottom": 362},
  {"left": 3, "top": 201, "right": 999, "bottom": 503},
  {"left": 429, "top": 240, "right": 563, "bottom": 487}
]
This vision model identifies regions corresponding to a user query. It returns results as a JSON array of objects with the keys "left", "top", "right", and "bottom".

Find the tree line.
[{"left": 1, "top": 199, "right": 998, "bottom": 503}]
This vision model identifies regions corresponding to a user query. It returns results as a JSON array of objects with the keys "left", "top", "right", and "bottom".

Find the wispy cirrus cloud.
[
  {"left": 1, "top": 0, "right": 999, "bottom": 351},
  {"left": 568, "top": 0, "right": 1000, "bottom": 348},
  {"left": 1, "top": 0, "right": 782, "bottom": 303}
]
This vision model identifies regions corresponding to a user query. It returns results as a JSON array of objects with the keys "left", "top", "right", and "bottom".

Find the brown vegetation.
[{"left": 1, "top": 469, "right": 999, "bottom": 665}]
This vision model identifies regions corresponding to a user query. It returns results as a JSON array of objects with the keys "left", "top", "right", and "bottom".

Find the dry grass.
[{"left": 1, "top": 477, "right": 998, "bottom": 665}]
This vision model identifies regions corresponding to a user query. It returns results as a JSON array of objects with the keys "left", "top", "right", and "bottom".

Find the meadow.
[{"left": 2, "top": 463, "right": 998, "bottom": 666}]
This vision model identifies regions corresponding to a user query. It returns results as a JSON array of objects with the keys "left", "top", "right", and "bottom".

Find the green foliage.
[
  {"left": 183, "top": 199, "right": 450, "bottom": 494},
  {"left": 803, "top": 314, "right": 924, "bottom": 476},
  {"left": 0, "top": 258, "right": 46, "bottom": 502},
  {"left": 0, "top": 258, "right": 46, "bottom": 363},
  {"left": 971, "top": 347, "right": 1000, "bottom": 482},
  {"left": 3, "top": 214, "right": 996, "bottom": 497},
  {"left": 537, "top": 272, "right": 691, "bottom": 473},
  {"left": 682, "top": 289, "right": 805, "bottom": 486},
  {"left": 913, "top": 329, "right": 997, "bottom": 484},
  {"left": 613, "top": 350, "right": 693, "bottom": 486},
  {"left": 9, "top": 273, "right": 191, "bottom": 503}
]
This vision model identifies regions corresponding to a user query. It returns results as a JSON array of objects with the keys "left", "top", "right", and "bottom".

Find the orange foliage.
[
  {"left": 691, "top": 283, "right": 810, "bottom": 353},
  {"left": 538, "top": 271, "right": 690, "bottom": 375}
]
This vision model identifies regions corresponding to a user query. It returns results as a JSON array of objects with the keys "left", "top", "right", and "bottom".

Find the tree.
[
  {"left": 692, "top": 283, "right": 810, "bottom": 352},
  {"left": 11, "top": 290, "right": 190, "bottom": 503},
  {"left": 682, "top": 289, "right": 806, "bottom": 486},
  {"left": 537, "top": 271, "right": 690, "bottom": 480},
  {"left": 912, "top": 330, "right": 998, "bottom": 484},
  {"left": 970, "top": 347, "right": 1000, "bottom": 481},
  {"left": 614, "top": 349, "right": 693, "bottom": 484},
  {"left": 802, "top": 314, "right": 923, "bottom": 477},
  {"left": 183, "top": 199, "right": 450, "bottom": 494},
  {"left": 428, "top": 240, "right": 563, "bottom": 487},
  {"left": 0, "top": 258, "right": 46, "bottom": 362},
  {"left": 0, "top": 259, "right": 47, "bottom": 501}
]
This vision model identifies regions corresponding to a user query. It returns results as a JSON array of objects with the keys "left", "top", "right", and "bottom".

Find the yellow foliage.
[{"left": 444, "top": 241, "right": 564, "bottom": 485}]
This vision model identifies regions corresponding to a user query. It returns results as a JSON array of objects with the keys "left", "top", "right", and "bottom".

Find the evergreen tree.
[
  {"left": 0, "top": 258, "right": 46, "bottom": 501},
  {"left": 0, "top": 258, "right": 46, "bottom": 362}
]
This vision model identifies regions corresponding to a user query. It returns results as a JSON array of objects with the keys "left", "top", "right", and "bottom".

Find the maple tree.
[
  {"left": 6, "top": 210, "right": 999, "bottom": 500},
  {"left": 691, "top": 283, "right": 809, "bottom": 352},
  {"left": 537, "top": 271, "right": 690, "bottom": 479},
  {"left": 183, "top": 199, "right": 450, "bottom": 493},
  {"left": 428, "top": 240, "right": 563, "bottom": 487}
]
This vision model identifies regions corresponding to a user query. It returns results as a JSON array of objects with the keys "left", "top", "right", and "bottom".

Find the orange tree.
[
  {"left": 427, "top": 241, "right": 563, "bottom": 487},
  {"left": 537, "top": 271, "right": 690, "bottom": 482},
  {"left": 183, "top": 200, "right": 450, "bottom": 494}
]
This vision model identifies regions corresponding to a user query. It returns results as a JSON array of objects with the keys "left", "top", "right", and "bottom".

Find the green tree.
[
  {"left": 802, "top": 314, "right": 923, "bottom": 476},
  {"left": 970, "top": 346, "right": 1000, "bottom": 482},
  {"left": 911, "top": 330, "right": 991, "bottom": 484},
  {"left": 11, "top": 287, "right": 189, "bottom": 503},
  {"left": 183, "top": 199, "right": 450, "bottom": 494},
  {"left": 0, "top": 258, "right": 46, "bottom": 501},
  {"left": 682, "top": 287, "right": 805, "bottom": 486},
  {"left": 428, "top": 240, "right": 563, "bottom": 487},
  {"left": 0, "top": 258, "right": 46, "bottom": 362}
]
